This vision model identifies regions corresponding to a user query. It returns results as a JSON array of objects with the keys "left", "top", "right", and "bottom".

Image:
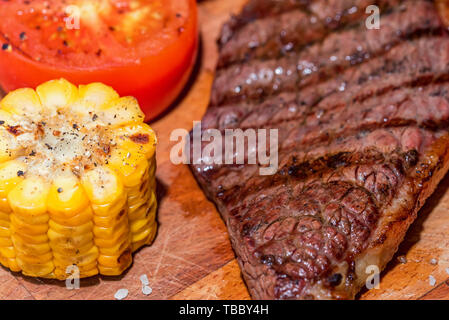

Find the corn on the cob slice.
[{"left": 0, "top": 79, "right": 157, "bottom": 279}]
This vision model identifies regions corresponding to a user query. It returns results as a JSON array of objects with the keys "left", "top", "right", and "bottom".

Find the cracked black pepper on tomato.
[{"left": 0, "top": 0, "right": 198, "bottom": 121}]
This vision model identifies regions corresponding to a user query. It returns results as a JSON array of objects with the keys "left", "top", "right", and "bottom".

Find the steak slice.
[
  {"left": 212, "top": 0, "right": 442, "bottom": 106},
  {"left": 218, "top": 0, "right": 407, "bottom": 68},
  {"left": 190, "top": 0, "right": 449, "bottom": 299},
  {"left": 219, "top": 0, "right": 404, "bottom": 59}
]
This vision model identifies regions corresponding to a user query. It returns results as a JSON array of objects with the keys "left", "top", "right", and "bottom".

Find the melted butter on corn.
[{"left": 0, "top": 79, "right": 157, "bottom": 279}]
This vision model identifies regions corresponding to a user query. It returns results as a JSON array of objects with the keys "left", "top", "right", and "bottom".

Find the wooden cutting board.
[{"left": 1, "top": 0, "right": 449, "bottom": 300}]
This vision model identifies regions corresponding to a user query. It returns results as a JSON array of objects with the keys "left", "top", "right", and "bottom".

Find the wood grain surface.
[{"left": 1, "top": 0, "right": 449, "bottom": 300}]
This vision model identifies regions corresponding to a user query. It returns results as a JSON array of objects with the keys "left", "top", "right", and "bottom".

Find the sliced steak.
[
  {"left": 219, "top": 0, "right": 404, "bottom": 55},
  {"left": 190, "top": 0, "right": 449, "bottom": 299},
  {"left": 218, "top": 0, "right": 408, "bottom": 68},
  {"left": 204, "top": 36, "right": 449, "bottom": 133},
  {"left": 212, "top": 0, "right": 443, "bottom": 106}
]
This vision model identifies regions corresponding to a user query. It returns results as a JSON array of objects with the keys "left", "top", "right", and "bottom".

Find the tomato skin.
[{"left": 0, "top": 0, "right": 198, "bottom": 121}]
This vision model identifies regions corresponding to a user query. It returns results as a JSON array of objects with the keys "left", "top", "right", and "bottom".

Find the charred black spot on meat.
[
  {"left": 404, "top": 150, "right": 419, "bottom": 167},
  {"left": 327, "top": 152, "right": 350, "bottom": 169},
  {"left": 260, "top": 254, "right": 275, "bottom": 266},
  {"left": 327, "top": 273, "right": 343, "bottom": 287}
]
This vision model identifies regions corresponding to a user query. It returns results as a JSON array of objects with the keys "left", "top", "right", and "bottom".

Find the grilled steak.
[{"left": 190, "top": 0, "right": 449, "bottom": 299}]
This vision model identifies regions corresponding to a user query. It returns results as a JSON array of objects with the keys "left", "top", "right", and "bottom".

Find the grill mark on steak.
[
  {"left": 219, "top": 0, "right": 405, "bottom": 51},
  {"left": 227, "top": 157, "right": 408, "bottom": 223},
  {"left": 212, "top": 1, "right": 443, "bottom": 106},
  {"left": 218, "top": 0, "right": 414, "bottom": 68},
  {"left": 216, "top": 134, "right": 433, "bottom": 209},
  {"left": 219, "top": 0, "right": 311, "bottom": 46},
  {"left": 202, "top": 126, "right": 437, "bottom": 193},
  {"left": 281, "top": 83, "right": 449, "bottom": 148},
  {"left": 191, "top": 0, "right": 449, "bottom": 299},
  {"left": 206, "top": 36, "right": 449, "bottom": 134}
]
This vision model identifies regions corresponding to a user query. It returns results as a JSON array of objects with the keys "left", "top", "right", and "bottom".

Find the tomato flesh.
[{"left": 0, "top": 0, "right": 198, "bottom": 121}]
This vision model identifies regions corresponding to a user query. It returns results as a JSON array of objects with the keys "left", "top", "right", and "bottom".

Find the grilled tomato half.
[
  {"left": 0, "top": 0, "right": 198, "bottom": 121},
  {"left": 0, "top": 79, "right": 157, "bottom": 279}
]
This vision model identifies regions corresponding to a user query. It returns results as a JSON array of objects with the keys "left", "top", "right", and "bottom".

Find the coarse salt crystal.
[
  {"left": 398, "top": 255, "right": 407, "bottom": 264},
  {"left": 114, "top": 288, "right": 129, "bottom": 300},
  {"left": 446, "top": 268, "right": 449, "bottom": 276},
  {"left": 142, "top": 285, "right": 153, "bottom": 296},
  {"left": 429, "top": 275, "right": 436, "bottom": 287},
  {"left": 140, "top": 274, "right": 149, "bottom": 286},
  {"left": 430, "top": 258, "right": 438, "bottom": 265}
]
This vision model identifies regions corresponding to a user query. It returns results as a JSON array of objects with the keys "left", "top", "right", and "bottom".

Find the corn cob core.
[{"left": 0, "top": 79, "right": 157, "bottom": 279}]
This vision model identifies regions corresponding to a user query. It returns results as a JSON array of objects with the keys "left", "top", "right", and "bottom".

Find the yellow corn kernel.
[
  {"left": 115, "top": 123, "right": 157, "bottom": 158},
  {"left": 7, "top": 258, "right": 20, "bottom": 272},
  {"left": 53, "top": 246, "right": 98, "bottom": 267},
  {"left": 0, "top": 160, "right": 27, "bottom": 199},
  {"left": 108, "top": 148, "right": 147, "bottom": 186},
  {"left": 50, "top": 236, "right": 93, "bottom": 255},
  {"left": 0, "top": 129, "right": 23, "bottom": 163},
  {"left": 36, "top": 78, "right": 79, "bottom": 111},
  {"left": 10, "top": 230, "right": 48, "bottom": 245},
  {"left": 9, "top": 215, "right": 48, "bottom": 236},
  {"left": 93, "top": 215, "right": 128, "bottom": 239},
  {"left": 81, "top": 166, "right": 124, "bottom": 205},
  {"left": 48, "top": 229, "right": 93, "bottom": 248},
  {"left": 0, "top": 246, "right": 15, "bottom": 259},
  {"left": 0, "top": 225, "right": 10, "bottom": 237},
  {"left": 89, "top": 193, "right": 127, "bottom": 217},
  {"left": 0, "top": 254, "right": 10, "bottom": 269},
  {"left": 54, "top": 258, "right": 97, "bottom": 271},
  {"left": 50, "top": 206, "right": 94, "bottom": 227},
  {"left": 132, "top": 222, "right": 156, "bottom": 244},
  {"left": 12, "top": 240, "right": 51, "bottom": 257},
  {"left": 0, "top": 88, "right": 43, "bottom": 118},
  {"left": 54, "top": 260, "right": 98, "bottom": 279},
  {"left": 79, "top": 83, "right": 119, "bottom": 111},
  {"left": 48, "top": 220, "right": 93, "bottom": 237},
  {"left": 47, "top": 174, "right": 90, "bottom": 216},
  {"left": 17, "top": 258, "right": 54, "bottom": 277},
  {"left": 0, "top": 110, "right": 15, "bottom": 127},
  {"left": 98, "top": 96, "right": 145, "bottom": 127},
  {"left": 8, "top": 177, "right": 50, "bottom": 216},
  {"left": 0, "top": 237, "right": 12, "bottom": 247},
  {"left": 0, "top": 199, "right": 11, "bottom": 213}
]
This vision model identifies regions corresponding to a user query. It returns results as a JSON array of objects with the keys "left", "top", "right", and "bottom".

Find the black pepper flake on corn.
[{"left": 0, "top": 78, "right": 158, "bottom": 279}]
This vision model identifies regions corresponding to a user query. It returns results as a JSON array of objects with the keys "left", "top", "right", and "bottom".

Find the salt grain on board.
[
  {"left": 430, "top": 258, "right": 438, "bottom": 265},
  {"left": 142, "top": 285, "right": 153, "bottom": 296},
  {"left": 140, "top": 274, "right": 150, "bottom": 286},
  {"left": 446, "top": 268, "right": 449, "bottom": 276},
  {"left": 429, "top": 275, "right": 436, "bottom": 287},
  {"left": 114, "top": 288, "right": 129, "bottom": 300}
]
